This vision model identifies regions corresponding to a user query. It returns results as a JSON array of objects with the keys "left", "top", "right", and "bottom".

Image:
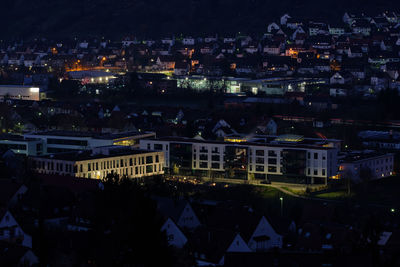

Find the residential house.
[
  {"left": 0, "top": 241, "right": 38, "bottom": 267},
  {"left": 0, "top": 210, "right": 32, "bottom": 248},
  {"left": 330, "top": 72, "right": 353, "bottom": 84},
  {"left": 161, "top": 218, "right": 188, "bottom": 248}
]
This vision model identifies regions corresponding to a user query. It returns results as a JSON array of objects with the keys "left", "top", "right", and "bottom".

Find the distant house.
[
  {"left": 174, "top": 61, "right": 190, "bottom": 76},
  {"left": 330, "top": 72, "right": 353, "bottom": 85},
  {"left": 0, "top": 241, "right": 38, "bottom": 267},
  {"left": 220, "top": 234, "right": 252, "bottom": 265},
  {"left": 154, "top": 196, "right": 201, "bottom": 230},
  {"left": 280, "top": 14, "right": 291, "bottom": 25},
  {"left": 161, "top": 218, "right": 188, "bottom": 248},
  {"left": 212, "top": 120, "right": 238, "bottom": 138},
  {"left": 247, "top": 216, "right": 283, "bottom": 251},
  {"left": 267, "top": 22, "right": 280, "bottom": 33},
  {"left": 256, "top": 119, "right": 277, "bottom": 135},
  {"left": 0, "top": 210, "right": 32, "bottom": 248},
  {"left": 182, "top": 37, "right": 196, "bottom": 46},
  {"left": 328, "top": 25, "right": 346, "bottom": 35},
  {"left": 155, "top": 56, "right": 175, "bottom": 70},
  {"left": 263, "top": 42, "right": 283, "bottom": 55}
]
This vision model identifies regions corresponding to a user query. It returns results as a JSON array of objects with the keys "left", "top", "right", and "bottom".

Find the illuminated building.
[
  {"left": 338, "top": 151, "right": 394, "bottom": 182},
  {"left": 0, "top": 85, "right": 43, "bottom": 101},
  {"left": 31, "top": 146, "right": 164, "bottom": 179},
  {"left": 176, "top": 76, "right": 247, "bottom": 93},
  {"left": 140, "top": 135, "right": 340, "bottom": 185},
  {"left": 67, "top": 70, "right": 116, "bottom": 84}
]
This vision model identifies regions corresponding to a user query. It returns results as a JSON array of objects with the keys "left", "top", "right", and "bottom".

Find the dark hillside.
[{"left": 0, "top": 0, "right": 399, "bottom": 39}]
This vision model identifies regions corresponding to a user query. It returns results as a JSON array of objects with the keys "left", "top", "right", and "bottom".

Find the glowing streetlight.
[{"left": 280, "top": 197, "right": 283, "bottom": 216}]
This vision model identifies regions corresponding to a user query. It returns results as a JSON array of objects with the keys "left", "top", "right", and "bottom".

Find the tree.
[
  {"left": 359, "top": 167, "right": 373, "bottom": 195},
  {"left": 342, "top": 169, "right": 353, "bottom": 197},
  {"left": 90, "top": 173, "right": 174, "bottom": 266}
]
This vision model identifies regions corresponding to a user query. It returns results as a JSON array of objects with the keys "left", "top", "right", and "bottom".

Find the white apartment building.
[
  {"left": 140, "top": 135, "right": 339, "bottom": 185},
  {"left": 31, "top": 146, "right": 164, "bottom": 179}
]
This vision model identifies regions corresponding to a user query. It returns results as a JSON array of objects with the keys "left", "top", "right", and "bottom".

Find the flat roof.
[
  {"left": 340, "top": 151, "right": 394, "bottom": 163},
  {"left": 145, "top": 136, "right": 336, "bottom": 150},
  {"left": 0, "top": 134, "right": 41, "bottom": 142},
  {"left": 0, "top": 85, "right": 40, "bottom": 89},
  {"left": 34, "top": 148, "right": 161, "bottom": 161},
  {"left": 25, "top": 130, "right": 155, "bottom": 140}
]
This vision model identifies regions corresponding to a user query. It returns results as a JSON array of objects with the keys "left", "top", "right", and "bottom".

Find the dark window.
[
  {"left": 156, "top": 155, "right": 159, "bottom": 163},
  {"left": 256, "top": 150, "right": 264, "bottom": 156},
  {"left": 146, "top": 156, "right": 153, "bottom": 164},
  {"left": 36, "top": 143, "right": 42, "bottom": 151},
  {"left": 268, "top": 150, "right": 277, "bottom": 157},
  {"left": 256, "top": 157, "right": 264, "bottom": 164},
  {"left": 314, "top": 170, "right": 318, "bottom": 175},
  {"left": 199, "top": 162, "right": 208, "bottom": 168},
  {"left": 47, "top": 138, "right": 88, "bottom": 146},
  {"left": 314, "top": 153, "right": 318, "bottom": 159},
  {"left": 211, "top": 155, "right": 220, "bottom": 161},
  {"left": 129, "top": 158, "right": 133, "bottom": 166},
  {"left": 154, "top": 144, "right": 163, "bottom": 150},
  {"left": 200, "top": 154, "right": 208, "bottom": 161},
  {"left": 268, "top": 166, "right": 277, "bottom": 172},
  {"left": 211, "top": 162, "right": 220, "bottom": 169},
  {"left": 256, "top": 165, "right": 264, "bottom": 172},
  {"left": 268, "top": 158, "right": 277, "bottom": 165},
  {"left": 212, "top": 147, "right": 219, "bottom": 153},
  {"left": 146, "top": 165, "right": 153, "bottom": 173},
  {"left": 200, "top": 147, "right": 208, "bottom": 153}
]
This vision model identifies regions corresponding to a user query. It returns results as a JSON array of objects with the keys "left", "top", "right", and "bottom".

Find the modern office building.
[
  {"left": 176, "top": 76, "right": 248, "bottom": 93},
  {"left": 24, "top": 130, "right": 156, "bottom": 154},
  {"left": 0, "top": 134, "right": 44, "bottom": 156},
  {"left": 140, "top": 135, "right": 340, "bottom": 185},
  {"left": 31, "top": 146, "right": 164, "bottom": 179},
  {"left": 0, "top": 85, "right": 44, "bottom": 101}
]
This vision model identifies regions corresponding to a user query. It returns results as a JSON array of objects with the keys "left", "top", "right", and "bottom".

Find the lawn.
[
  {"left": 313, "top": 190, "right": 352, "bottom": 199},
  {"left": 309, "top": 176, "right": 400, "bottom": 206}
]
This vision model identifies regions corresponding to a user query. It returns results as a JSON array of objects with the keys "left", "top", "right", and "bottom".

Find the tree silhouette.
[{"left": 89, "top": 173, "right": 174, "bottom": 266}]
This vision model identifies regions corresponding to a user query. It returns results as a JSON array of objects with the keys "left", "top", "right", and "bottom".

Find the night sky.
[{"left": 1, "top": 0, "right": 399, "bottom": 39}]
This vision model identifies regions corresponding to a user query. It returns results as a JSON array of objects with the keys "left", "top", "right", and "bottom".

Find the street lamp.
[{"left": 280, "top": 197, "right": 283, "bottom": 217}]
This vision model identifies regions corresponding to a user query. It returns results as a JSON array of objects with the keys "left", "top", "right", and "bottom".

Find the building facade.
[
  {"left": 140, "top": 136, "right": 339, "bottom": 184},
  {"left": 0, "top": 135, "right": 44, "bottom": 156},
  {"left": 24, "top": 131, "right": 156, "bottom": 154},
  {"left": 338, "top": 152, "right": 394, "bottom": 182},
  {"left": 31, "top": 146, "right": 164, "bottom": 179}
]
